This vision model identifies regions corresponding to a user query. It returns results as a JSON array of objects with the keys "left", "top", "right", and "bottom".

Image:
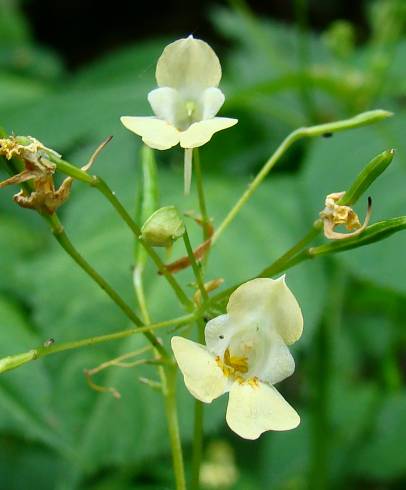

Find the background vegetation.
[{"left": 0, "top": 0, "right": 406, "bottom": 488}]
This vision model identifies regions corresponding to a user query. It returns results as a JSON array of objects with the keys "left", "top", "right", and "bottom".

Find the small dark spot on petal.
[{"left": 219, "top": 335, "right": 224, "bottom": 339}]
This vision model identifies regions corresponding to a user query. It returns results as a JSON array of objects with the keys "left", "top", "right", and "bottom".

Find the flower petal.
[
  {"left": 156, "top": 36, "right": 222, "bottom": 90},
  {"left": 257, "top": 331, "right": 295, "bottom": 385},
  {"left": 205, "top": 314, "right": 235, "bottom": 357},
  {"left": 120, "top": 116, "right": 180, "bottom": 150},
  {"left": 147, "top": 87, "right": 183, "bottom": 126},
  {"left": 200, "top": 87, "right": 225, "bottom": 119},
  {"left": 227, "top": 276, "right": 303, "bottom": 345},
  {"left": 171, "top": 336, "right": 228, "bottom": 403},
  {"left": 226, "top": 381, "right": 300, "bottom": 439},
  {"left": 179, "top": 118, "right": 238, "bottom": 148}
]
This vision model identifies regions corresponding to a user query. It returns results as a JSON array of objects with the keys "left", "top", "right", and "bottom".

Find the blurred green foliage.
[{"left": 0, "top": 0, "right": 406, "bottom": 489}]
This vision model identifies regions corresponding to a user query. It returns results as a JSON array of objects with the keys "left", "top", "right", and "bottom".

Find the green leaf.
[
  {"left": 0, "top": 438, "right": 65, "bottom": 490},
  {"left": 354, "top": 393, "right": 406, "bottom": 480},
  {"left": 261, "top": 415, "right": 310, "bottom": 489},
  {"left": 0, "top": 0, "right": 30, "bottom": 45},
  {"left": 0, "top": 213, "right": 45, "bottom": 294},
  {"left": 0, "top": 296, "right": 69, "bottom": 455}
]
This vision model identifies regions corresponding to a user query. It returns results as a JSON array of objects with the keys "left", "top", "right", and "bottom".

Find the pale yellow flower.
[
  {"left": 120, "top": 36, "right": 238, "bottom": 192},
  {"left": 171, "top": 277, "right": 303, "bottom": 440}
]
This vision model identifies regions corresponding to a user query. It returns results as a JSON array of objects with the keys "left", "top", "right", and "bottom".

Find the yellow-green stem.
[
  {"left": 193, "top": 149, "right": 211, "bottom": 241},
  {"left": 163, "top": 366, "right": 187, "bottom": 490},
  {"left": 43, "top": 213, "right": 167, "bottom": 357},
  {"left": 211, "top": 222, "right": 321, "bottom": 305},
  {"left": 183, "top": 230, "right": 209, "bottom": 305},
  {"left": 93, "top": 176, "right": 193, "bottom": 310},
  {"left": 0, "top": 314, "right": 195, "bottom": 375},
  {"left": 191, "top": 319, "right": 205, "bottom": 490},
  {"left": 212, "top": 110, "right": 392, "bottom": 244}
]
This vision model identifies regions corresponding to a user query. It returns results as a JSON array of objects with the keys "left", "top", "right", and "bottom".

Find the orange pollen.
[{"left": 216, "top": 348, "right": 249, "bottom": 380}]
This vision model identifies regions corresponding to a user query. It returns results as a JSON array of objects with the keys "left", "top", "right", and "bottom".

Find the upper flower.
[
  {"left": 120, "top": 35, "right": 238, "bottom": 150},
  {"left": 171, "top": 276, "right": 303, "bottom": 440}
]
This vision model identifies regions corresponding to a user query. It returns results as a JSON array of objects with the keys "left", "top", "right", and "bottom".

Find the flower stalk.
[
  {"left": 212, "top": 110, "right": 393, "bottom": 244},
  {"left": 193, "top": 148, "right": 211, "bottom": 241},
  {"left": 46, "top": 152, "right": 192, "bottom": 310},
  {"left": 0, "top": 314, "right": 195, "bottom": 375},
  {"left": 183, "top": 229, "right": 209, "bottom": 305}
]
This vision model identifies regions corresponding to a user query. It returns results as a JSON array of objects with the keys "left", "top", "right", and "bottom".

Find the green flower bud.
[{"left": 141, "top": 206, "right": 185, "bottom": 247}]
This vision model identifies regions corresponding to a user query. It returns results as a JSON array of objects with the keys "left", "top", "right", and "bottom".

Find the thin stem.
[
  {"left": 163, "top": 366, "right": 187, "bottom": 490},
  {"left": 129, "top": 148, "right": 187, "bottom": 490},
  {"left": 93, "top": 177, "right": 192, "bottom": 310},
  {"left": 210, "top": 223, "right": 321, "bottom": 306},
  {"left": 309, "top": 263, "right": 346, "bottom": 489},
  {"left": 1, "top": 314, "right": 195, "bottom": 371},
  {"left": 191, "top": 398, "right": 203, "bottom": 489},
  {"left": 42, "top": 213, "right": 166, "bottom": 357},
  {"left": 211, "top": 110, "right": 392, "bottom": 244},
  {"left": 193, "top": 149, "right": 210, "bottom": 241},
  {"left": 259, "top": 220, "right": 322, "bottom": 277},
  {"left": 191, "top": 319, "right": 205, "bottom": 490},
  {"left": 183, "top": 230, "right": 209, "bottom": 305},
  {"left": 133, "top": 266, "right": 151, "bottom": 324}
]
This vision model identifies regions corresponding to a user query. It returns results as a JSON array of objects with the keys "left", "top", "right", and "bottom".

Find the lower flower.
[{"left": 171, "top": 276, "right": 303, "bottom": 439}]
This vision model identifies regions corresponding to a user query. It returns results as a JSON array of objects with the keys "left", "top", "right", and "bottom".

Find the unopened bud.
[{"left": 141, "top": 206, "right": 185, "bottom": 247}]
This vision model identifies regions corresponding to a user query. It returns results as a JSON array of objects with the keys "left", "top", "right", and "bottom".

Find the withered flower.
[
  {"left": 319, "top": 191, "right": 372, "bottom": 240},
  {"left": 0, "top": 136, "right": 71, "bottom": 214}
]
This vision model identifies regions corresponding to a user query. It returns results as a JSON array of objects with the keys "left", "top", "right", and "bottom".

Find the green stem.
[
  {"left": 93, "top": 176, "right": 192, "bottom": 310},
  {"left": 0, "top": 314, "right": 195, "bottom": 374},
  {"left": 309, "top": 263, "right": 346, "bottom": 489},
  {"left": 183, "top": 230, "right": 209, "bottom": 305},
  {"left": 191, "top": 319, "right": 205, "bottom": 490},
  {"left": 193, "top": 149, "right": 210, "bottom": 241},
  {"left": 211, "top": 110, "right": 392, "bottom": 244},
  {"left": 133, "top": 266, "right": 151, "bottom": 324},
  {"left": 47, "top": 153, "right": 191, "bottom": 310},
  {"left": 210, "top": 223, "right": 321, "bottom": 306},
  {"left": 163, "top": 366, "right": 187, "bottom": 490},
  {"left": 259, "top": 220, "right": 322, "bottom": 277},
  {"left": 130, "top": 147, "right": 187, "bottom": 490},
  {"left": 43, "top": 213, "right": 166, "bottom": 357}
]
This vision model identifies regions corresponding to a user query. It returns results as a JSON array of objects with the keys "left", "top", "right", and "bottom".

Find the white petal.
[
  {"left": 156, "top": 36, "right": 222, "bottom": 90},
  {"left": 120, "top": 116, "right": 180, "bottom": 150},
  {"left": 148, "top": 87, "right": 184, "bottom": 126},
  {"left": 179, "top": 117, "right": 238, "bottom": 149},
  {"left": 226, "top": 381, "right": 300, "bottom": 439},
  {"left": 227, "top": 276, "right": 303, "bottom": 345},
  {"left": 171, "top": 336, "right": 227, "bottom": 403},
  {"left": 205, "top": 314, "right": 235, "bottom": 357},
  {"left": 200, "top": 87, "right": 225, "bottom": 119},
  {"left": 258, "top": 331, "right": 295, "bottom": 385}
]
